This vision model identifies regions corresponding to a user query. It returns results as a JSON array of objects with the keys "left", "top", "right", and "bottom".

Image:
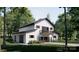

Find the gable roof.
[{"left": 20, "top": 18, "right": 55, "bottom": 28}]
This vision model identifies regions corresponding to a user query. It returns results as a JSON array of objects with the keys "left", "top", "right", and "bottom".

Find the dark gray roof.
[
  {"left": 19, "top": 18, "right": 55, "bottom": 28},
  {"left": 13, "top": 29, "right": 36, "bottom": 34}
]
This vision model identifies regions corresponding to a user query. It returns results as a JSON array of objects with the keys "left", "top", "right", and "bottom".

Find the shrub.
[
  {"left": 28, "top": 40, "right": 41, "bottom": 44},
  {"left": 6, "top": 38, "right": 14, "bottom": 43}
]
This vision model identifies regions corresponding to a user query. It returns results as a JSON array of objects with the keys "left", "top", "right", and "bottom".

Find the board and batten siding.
[
  {"left": 34, "top": 19, "right": 54, "bottom": 40},
  {"left": 34, "top": 19, "right": 54, "bottom": 31}
]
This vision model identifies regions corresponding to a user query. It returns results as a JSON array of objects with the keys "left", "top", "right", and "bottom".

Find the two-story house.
[{"left": 12, "top": 18, "right": 59, "bottom": 44}]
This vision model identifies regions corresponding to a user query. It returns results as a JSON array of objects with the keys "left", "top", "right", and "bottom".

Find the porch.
[{"left": 39, "top": 37, "right": 49, "bottom": 42}]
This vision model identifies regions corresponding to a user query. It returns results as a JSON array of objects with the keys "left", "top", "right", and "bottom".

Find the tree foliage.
[
  {"left": 0, "top": 7, "right": 34, "bottom": 37},
  {"left": 55, "top": 13, "right": 73, "bottom": 40},
  {"left": 68, "top": 7, "right": 79, "bottom": 31},
  {"left": 55, "top": 7, "right": 79, "bottom": 40}
]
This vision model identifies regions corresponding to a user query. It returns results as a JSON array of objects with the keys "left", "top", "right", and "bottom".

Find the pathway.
[{"left": 42, "top": 42, "right": 79, "bottom": 47}]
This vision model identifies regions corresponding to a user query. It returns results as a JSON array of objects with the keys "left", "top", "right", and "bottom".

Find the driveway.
[{"left": 42, "top": 42, "right": 79, "bottom": 47}]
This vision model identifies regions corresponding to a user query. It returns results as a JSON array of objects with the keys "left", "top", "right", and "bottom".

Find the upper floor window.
[
  {"left": 50, "top": 28, "right": 53, "bottom": 30},
  {"left": 42, "top": 26, "right": 49, "bottom": 32},
  {"left": 36, "top": 25, "right": 40, "bottom": 28}
]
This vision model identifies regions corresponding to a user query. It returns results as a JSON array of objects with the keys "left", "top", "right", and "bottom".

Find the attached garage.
[
  {"left": 19, "top": 35, "right": 24, "bottom": 43},
  {"left": 12, "top": 32, "right": 26, "bottom": 43}
]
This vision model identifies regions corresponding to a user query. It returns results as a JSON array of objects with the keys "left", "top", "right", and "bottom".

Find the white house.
[{"left": 12, "top": 18, "right": 59, "bottom": 44}]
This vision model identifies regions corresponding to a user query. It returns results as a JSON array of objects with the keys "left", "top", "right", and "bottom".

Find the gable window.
[
  {"left": 50, "top": 28, "right": 53, "bottom": 30},
  {"left": 29, "top": 35, "right": 34, "bottom": 38},
  {"left": 36, "top": 25, "right": 40, "bottom": 28}
]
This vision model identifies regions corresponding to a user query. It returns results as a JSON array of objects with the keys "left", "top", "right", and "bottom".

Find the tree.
[
  {"left": 0, "top": 7, "right": 7, "bottom": 48},
  {"left": 68, "top": 7, "right": 79, "bottom": 40},
  {"left": 9, "top": 7, "right": 34, "bottom": 31},
  {"left": 68, "top": 8, "right": 79, "bottom": 30},
  {"left": 0, "top": 8, "right": 4, "bottom": 36},
  {"left": 55, "top": 13, "right": 73, "bottom": 40},
  {"left": 0, "top": 7, "right": 34, "bottom": 39},
  {"left": 0, "top": 16, "right": 3, "bottom": 36}
]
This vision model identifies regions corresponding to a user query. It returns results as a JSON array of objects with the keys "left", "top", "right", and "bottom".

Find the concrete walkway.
[{"left": 42, "top": 42, "right": 79, "bottom": 47}]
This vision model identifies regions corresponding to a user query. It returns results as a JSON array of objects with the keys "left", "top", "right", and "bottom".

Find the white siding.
[
  {"left": 49, "top": 33, "right": 59, "bottom": 41},
  {"left": 25, "top": 31, "right": 37, "bottom": 43},
  {"left": 19, "top": 25, "right": 34, "bottom": 32},
  {"left": 12, "top": 33, "right": 26, "bottom": 43},
  {"left": 34, "top": 19, "right": 54, "bottom": 31},
  {"left": 34, "top": 19, "right": 54, "bottom": 40},
  {"left": 12, "top": 19, "right": 59, "bottom": 44},
  {"left": 52, "top": 33, "right": 59, "bottom": 41}
]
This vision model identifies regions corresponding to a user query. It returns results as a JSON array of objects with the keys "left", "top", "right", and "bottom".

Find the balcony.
[{"left": 39, "top": 30, "right": 53, "bottom": 36}]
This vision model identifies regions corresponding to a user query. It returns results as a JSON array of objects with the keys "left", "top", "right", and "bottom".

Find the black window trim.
[{"left": 29, "top": 35, "right": 34, "bottom": 38}]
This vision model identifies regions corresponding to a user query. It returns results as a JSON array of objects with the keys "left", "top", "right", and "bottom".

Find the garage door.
[{"left": 19, "top": 35, "right": 24, "bottom": 43}]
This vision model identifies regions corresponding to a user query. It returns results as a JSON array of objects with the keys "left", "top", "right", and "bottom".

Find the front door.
[
  {"left": 19, "top": 35, "right": 24, "bottom": 43},
  {"left": 44, "top": 37, "right": 49, "bottom": 42}
]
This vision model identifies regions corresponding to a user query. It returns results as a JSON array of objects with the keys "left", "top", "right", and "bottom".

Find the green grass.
[
  {"left": 0, "top": 38, "right": 6, "bottom": 52},
  {"left": 0, "top": 38, "right": 79, "bottom": 52}
]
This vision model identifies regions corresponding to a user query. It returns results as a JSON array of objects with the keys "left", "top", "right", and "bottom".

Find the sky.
[{"left": 28, "top": 7, "right": 64, "bottom": 24}]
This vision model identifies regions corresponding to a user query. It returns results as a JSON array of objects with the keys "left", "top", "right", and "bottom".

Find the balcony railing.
[{"left": 39, "top": 30, "right": 53, "bottom": 35}]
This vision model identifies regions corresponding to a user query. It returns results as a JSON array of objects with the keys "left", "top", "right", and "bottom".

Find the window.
[
  {"left": 14, "top": 36, "right": 16, "bottom": 39},
  {"left": 42, "top": 26, "right": 49, "bottom": 32},
  {"left": 53, "top": 36, "right": 56, "bottom": 38},
  {"left": 36, "top": 25, "right": 40, "bottom": 28},
  {"left": 29, "top": 35, "right": 34, "bottom": 38},
  {"left": 14, "top": 35, "right": 16, "bottom": 42},
  {"left": 50, "top": 28, "right": 52, "bottom": 30}
]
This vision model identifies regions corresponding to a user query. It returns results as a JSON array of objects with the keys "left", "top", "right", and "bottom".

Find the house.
[{"left": 12, "top": 18, "right": 59, "bottom": 44}]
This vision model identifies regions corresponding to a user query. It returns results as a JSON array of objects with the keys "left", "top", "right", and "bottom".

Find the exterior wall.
[
  {"left": 34, "top": 19, "right": 54, "bottom": 40},
  {"left": 49, "top": 33, "right": 59, "bottom": 41},
  {"left": 49, "top": 35, "right": 53, "bottom": 42},
  {"left": 52, "top": 33, "right": 59, "bottom": 41},
  {"left": 12, "top": 33, "right": 26, "bottom": 43},
  {"left": 25, "top": 31, "right": 37, "bottom": 43},
  {"left": 19, "top": 25, "right": 34, "bottom": 32},
  {"left": 34, "top": 19, "right": 54, "bottom": 31},
  {"left": 12, "top": 19, "right": 59, "bottom": 44}
]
